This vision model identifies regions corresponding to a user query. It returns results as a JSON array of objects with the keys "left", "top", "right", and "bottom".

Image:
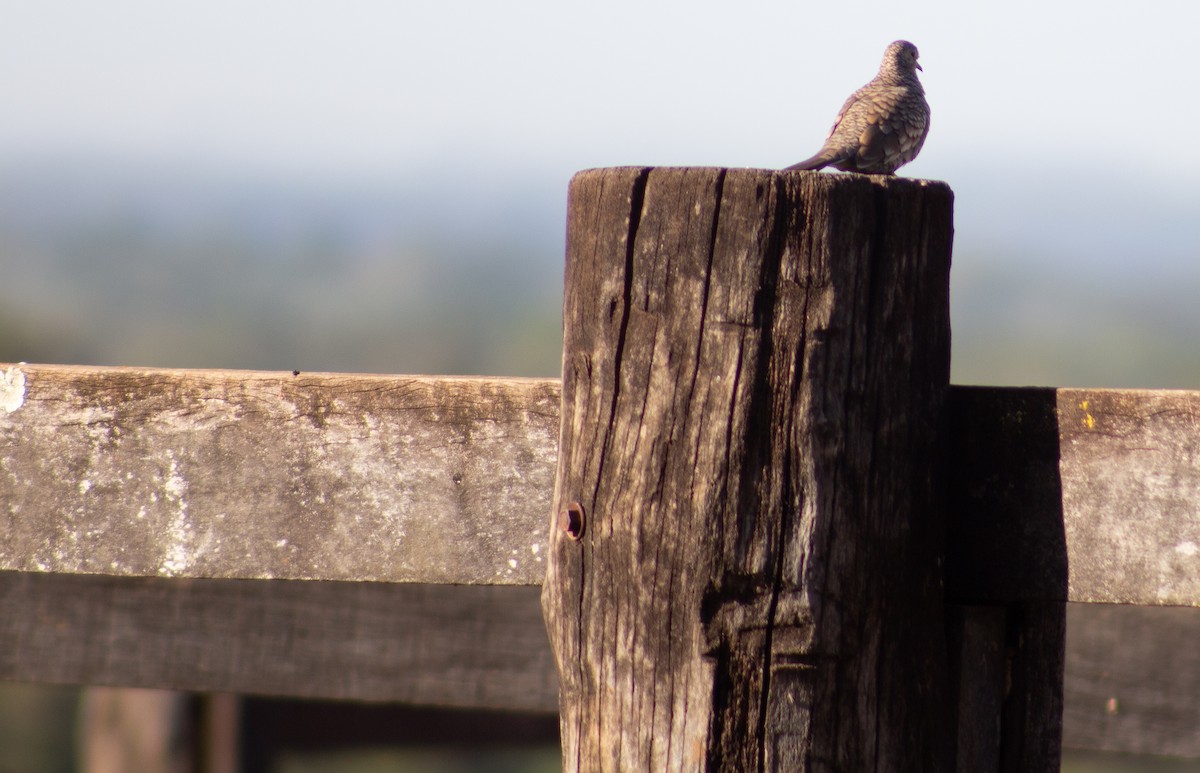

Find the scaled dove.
[{"left": 788, "top": 40, "right": 930, "bottom": 175}]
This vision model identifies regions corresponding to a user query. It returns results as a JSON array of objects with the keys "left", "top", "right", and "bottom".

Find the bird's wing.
[
  {"left": 853, "top": 88, "right": 929, "bottom": 171},
  {"left": 823, "top": 88, "right": 869, "bottom": 142}
]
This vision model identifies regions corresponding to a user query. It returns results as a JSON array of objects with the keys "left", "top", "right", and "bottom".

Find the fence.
[{"left": 1, "top": 168, "right": 1198, "bottom": 770}]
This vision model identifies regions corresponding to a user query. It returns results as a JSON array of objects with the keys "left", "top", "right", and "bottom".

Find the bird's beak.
[{"left": 916, "top": 62, "right": 923, "bottom": 71}]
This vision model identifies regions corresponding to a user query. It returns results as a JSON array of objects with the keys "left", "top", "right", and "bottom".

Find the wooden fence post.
[{"left": 542, "top": 167, "right": 955, "bottom": 771}]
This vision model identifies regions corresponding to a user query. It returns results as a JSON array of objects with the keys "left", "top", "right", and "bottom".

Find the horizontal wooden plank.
[
  {"left": 1062, "top": 603, "right": 1200, "bottom": 758},
  {"left": 5, "top": 567, "right": 1195, "bottom": 761},
  {"left": 0, "top": 570, "right": 558, "bottom": 712},
  {"left": 1057, "top": 389, "right": 1200, "bottom": 606},
  {"left": 948, "top": 386, "right": 1200, "bottom": 607},
  {"left": 946, "top": 601, "right": 1200, "bottom": 761},
  {"left": 0, "top": 364, "right": 558, "bottom": 584},
  {"left": 3, "top": 365, "right": 1200, "bottom": 605}
]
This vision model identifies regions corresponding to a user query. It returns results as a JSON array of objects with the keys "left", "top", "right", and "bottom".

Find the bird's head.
[{"left": 882, "top": 40, "right": 922, "bottom": 79}]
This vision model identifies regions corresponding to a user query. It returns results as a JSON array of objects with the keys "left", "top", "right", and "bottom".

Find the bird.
[{"left": 787, "top": 40, "right": 929, "bottom": 175}]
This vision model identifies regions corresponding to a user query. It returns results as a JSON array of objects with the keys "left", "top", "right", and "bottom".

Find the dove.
[{"left": 788, "top": 40, "right": 929, "bottom": 175}]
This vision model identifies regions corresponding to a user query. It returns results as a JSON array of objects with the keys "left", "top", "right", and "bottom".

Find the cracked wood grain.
[{"left": 542, "top": 167, "right": 955, "bottom": 772}]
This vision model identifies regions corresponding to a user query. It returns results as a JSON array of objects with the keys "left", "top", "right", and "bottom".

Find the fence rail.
[{"left": 3, "top": 364, "right": 1197, "bottom": 606}]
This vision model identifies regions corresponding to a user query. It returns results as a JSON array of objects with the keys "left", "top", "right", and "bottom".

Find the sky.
[
  {"left": 2, "top": 1, "right": 1200, "bottom": 386},
  {"left": 3, "top": 1, "right": 1198, "bottom": 182}
]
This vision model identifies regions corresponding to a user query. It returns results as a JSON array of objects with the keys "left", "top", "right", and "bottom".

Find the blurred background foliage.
[{"left": 2, "top": 161, "right": 1198, "bottom": 389}]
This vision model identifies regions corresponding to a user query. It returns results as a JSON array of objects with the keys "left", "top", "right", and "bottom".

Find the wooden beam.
[
  {"left": 0, "top": 570, "right": 558, "bottom": 711},
  {"left": 0, "top": 364, "right": 558, "bottom": 585},
  {"left": 3, "top": 363, "right": 1200, "bottom": 606},
  {"left": 1062, "top": 603, "right": 1200, "bottom": 758},
  {"left": 948, "top": 386, "right": 1200, "bottom": 607},
  {"left": 1057, "top": 389, "right": 1200, "bottom": 606},
  {"left": 5, "top": 568, "right": 1197, "bottom": 762},
  {"left": 542, "top": 167, "right": 955, "bottom": 770},
  {"left": 947, "top": 600, "right": 1200, "bottom": 762}
]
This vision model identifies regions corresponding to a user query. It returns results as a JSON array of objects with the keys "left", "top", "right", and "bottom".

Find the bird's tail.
[{"left": 785, "top": 153, "right": 832, "bottom": 171}]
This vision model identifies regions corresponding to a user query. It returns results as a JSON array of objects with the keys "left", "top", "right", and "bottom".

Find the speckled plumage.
[{"left": 788, "top": 40, "right": 930, "bottom": 175}]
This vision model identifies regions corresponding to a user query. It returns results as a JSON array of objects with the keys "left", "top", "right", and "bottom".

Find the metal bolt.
[{"left": 558, "top": 501, "right": 586, "bottom": 540}]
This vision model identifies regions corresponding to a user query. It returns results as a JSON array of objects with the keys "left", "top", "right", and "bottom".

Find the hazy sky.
[{"left": 3, "top": 1, "right": 1198, "bottom": 185}]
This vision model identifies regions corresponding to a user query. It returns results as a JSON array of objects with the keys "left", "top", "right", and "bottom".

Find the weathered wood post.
[{"left": 542, "top": 167, "right": 955, "bottom": 771}]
